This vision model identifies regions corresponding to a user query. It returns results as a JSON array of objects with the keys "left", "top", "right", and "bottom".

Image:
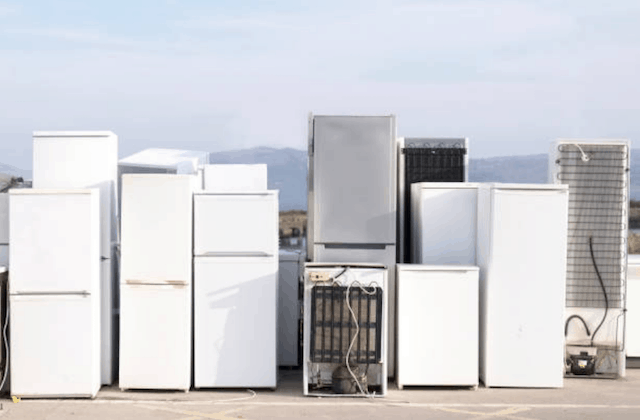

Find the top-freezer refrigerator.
[
  {"left": 119, "top": 174, "right": 194, "bottom": 391},
  {"left": 32, "top": 131, "right": 118, "bottom": 385},
  {"left": 10, "top": 189, "right": 101, "bottom": 398},
  {"left": 307, "top": 114, "right": 397, "bottom": 376},
  {"left": 477, "top": 183, "right": 569, "bottom": 388},
  {"left": 193, "top": 190, "right": 279, "bottom": 388}
]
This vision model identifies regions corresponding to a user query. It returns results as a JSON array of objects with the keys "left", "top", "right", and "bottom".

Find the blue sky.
[{"left": 1, "top": 0, "right": 639, "bottom": 170}]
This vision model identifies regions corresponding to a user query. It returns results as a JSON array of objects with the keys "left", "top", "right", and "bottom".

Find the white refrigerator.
[
  {"left": 119, "top": 174, "right": 194, "bottom": 391},
  {"left": 203, "top": 164, "right": 268, "bottom": 192},
  {"left": 627, "top": 256, "right": 640, "bottom": 358},
  {"left": 193, "top": 191, "right": 278, "bottom": 388},
  {"left": 477, "top": 183, "right": 569, "bottom": 388},
  {"left": 10, "top": 189, "right": 101, "bottom": 398},
  {"left": 396, "top": 264, "right": 479, "bottom": 389},
  {"left": 32, "top": 131, "right": 118, "bottom": 385}
]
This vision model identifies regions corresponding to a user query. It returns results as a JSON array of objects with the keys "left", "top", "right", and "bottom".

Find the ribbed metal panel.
[{"left": 555, "top": 144, "right": 629, "bottom": 309}]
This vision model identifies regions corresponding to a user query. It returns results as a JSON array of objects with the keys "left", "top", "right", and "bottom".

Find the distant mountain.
[{"left": 0, "top": 163, "right": 31, "bottom": 180}]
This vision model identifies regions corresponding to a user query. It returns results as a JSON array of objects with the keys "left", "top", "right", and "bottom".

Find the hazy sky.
[{"left": 1, "top": 0, "right": 639, "bottom": 170}]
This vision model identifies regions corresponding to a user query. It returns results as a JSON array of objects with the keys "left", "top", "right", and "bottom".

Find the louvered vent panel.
[{"left": 556, "top": 144, "right": 629, "bottom": 308}]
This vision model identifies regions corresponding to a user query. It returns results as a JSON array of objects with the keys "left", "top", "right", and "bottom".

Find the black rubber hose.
[
  {"left": 564, "top": 314, "right": 591, "bottom": 337},
  {"left": 589, "top": 236, "right": 609, "bottom": 347}
]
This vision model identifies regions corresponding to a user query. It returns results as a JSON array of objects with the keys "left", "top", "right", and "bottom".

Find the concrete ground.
[{"left": 1, "top": 368, "right": 640, "bottom": 419}]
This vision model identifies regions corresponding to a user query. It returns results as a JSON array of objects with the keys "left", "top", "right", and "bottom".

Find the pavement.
[{"left": 1, "top": 368, "right": 640, "bottom": 419}]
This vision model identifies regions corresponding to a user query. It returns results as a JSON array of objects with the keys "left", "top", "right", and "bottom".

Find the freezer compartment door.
[
  {"left": 10, "top": 294, "right": 100, "bottom": 398},
  {"left": 313, "top": 244, "right": 397, "bottom": 378},
  {"left": 9, "top": 190, "right": 101, "bottom": 294},
  {"left": 119, "top": 283, "right": 191, "bottom": 390},
  {"left": 194, "top": 256, "right": 277, "bottom": 388},
  {"left": 313, "top": 116, "right": 396, "bottom": 244},
  {"left": 194, "top": 194, "right": 278, "bottom": 256}
]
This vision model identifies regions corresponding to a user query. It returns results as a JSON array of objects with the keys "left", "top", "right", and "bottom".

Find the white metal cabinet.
[
  {"left": 396, "top": 265, "right": 479, "bottom": 388},
  {"left": 194, "top": 257, "right": 277, "bottom": 388},
  {"left": 627, "top": 256, "right": 640, "bottom": 358},
  {"left": 410, "top": 183, "right": 478, "bottom": 264},
  {"left": 119, "top": 284, "right": 192, "bottom": 390},
  {"left": 477, "top": 184, "right": 568, "bottom": 388},
  {"left": 278, "top": 250, "right": 303, "bottom": 366},
  {"left": 203, "top": 164, "right": 267, "bottom": 192},
  {"left": 32, "top": 131, "right": 118, "bottom": 385}
]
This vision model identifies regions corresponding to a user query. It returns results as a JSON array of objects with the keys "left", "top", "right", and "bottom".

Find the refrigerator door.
[
  {"left": 119, "top": 283, "right": 191, "bottom": 390},
  {"left": 194, "top": 193, "right": 278, "bottom": 256},
  {"left": 411, "top": 183, "right": 478, "bottom": 264},
  {"left": 121, "top": 175, "right": 194, "bottom": 284},
  {"left": 9, "top": 190, "right": 101, "bottom": 295},
  {"left": 278, "top": 250, "right": 302, "bottom": 366},
  {"left": 480, "top": 186, "right": 568, "bottom": 388},
  {"left": 312, "top": 116, "right": 396, "bottom": 244},
  {"left": 10, "top": 293, "right": 100, "bottom": 398},
  {"left": 194, "top": 256, "right": 277, "bottom": 388},
  {"left": 396, "top": 265, "right": 479, "bottom": 387},
  {"left": 313, "top": 244, "right": 397, "bottom": 378},
  {"left": 203, "top": 164, "right": 268, "bottom": 192},
  {"left": 628, "top": 257, "right": 640, "bottom": 357}
]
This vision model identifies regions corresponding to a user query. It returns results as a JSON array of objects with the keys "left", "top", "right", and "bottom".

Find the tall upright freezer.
[
  {"left": 307, "top": 114, "right": 397, "bottom": 376},
  {"left": 119, "top": 174, "right": 194, "bottom": 391},
  {"left": 477, "top": 183, "right": 569, "bottom": 388},
  {"left": 10, "top": 189, "right": 101, "bottom": 398},
  {"left": 193, "top": 190, "right": 279, "bottom": 388},
  {"left": 32, "top": 131, "right": 118, "bottom": 385}
]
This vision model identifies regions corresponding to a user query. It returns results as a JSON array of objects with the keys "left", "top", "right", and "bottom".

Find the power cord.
[
  {"left": 589, "top": 236, "right": 609, "bottom": 347},
  {"left": 0, "top": 287, "right": 9, "bottom": 391},
  {"left": 574, "top": 144, "right": 590, "bottom": 162}
]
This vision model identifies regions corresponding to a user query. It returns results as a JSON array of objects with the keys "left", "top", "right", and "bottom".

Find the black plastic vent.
[{"left": 309, "top": 285, "right": 383, "bottom": 364}]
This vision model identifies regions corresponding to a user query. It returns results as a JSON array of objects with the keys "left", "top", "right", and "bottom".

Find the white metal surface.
[
  {"left": 10, "top": 294, "right": 100, "bottom": 398},
  {"left": 313, "top": 245, "right": 397, "bottom": 378},
  {"left": 203, "top": 164, "right": 268, "bottom": 192},
  {"left": 9, "top": 189, "right": 101, "bottom": 397},
  {"left": 119, "top": 148, "right": 209, "bottom": 171},
  {"left": 119, "top": 284, "right": 191, "bottom": 390},
  {"left": 194, "top": 192, "right": 278, "bottom": 256},
  {"left": 32, "top": 131, "right": 118, "bottom": 385},
  {"left": 410, "top": 183, "right": 478, "bottom": 264},
  {"left": 477, "top": 184, "right": 568, "bottom": 388},
  {"left": 303, "top": 264, "right": 388, "bottom": 396},
  {"left": 628, "top": 256, "right": 640, "bottom": 357},
  {"left": 120, "top": 175, "right": 194, "bottom": 283},
  {"left": 194, "top": 256, "right": 278, "bottom": 388},
  {"left": 0, "top": 193, "right": 8, "bottom": 245},
  {"left": 396, "top": 264, "right": 479, "bottom": 388},
  {"left": 9, "top": 190, "right": 100, "bottom": 294},
  {"left": 278, "top": 250, "right": 303, "bottom": 366}
]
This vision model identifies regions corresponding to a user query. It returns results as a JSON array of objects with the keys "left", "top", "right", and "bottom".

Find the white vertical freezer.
[
  {"left": 477, "top": 184, "right": 569, "bottom": 388},
  {"left": 9, "top": 189, "right": 101, "bottom": 398},
  {"left": 410, "top": 183, "right": 479, "bottom": 265},
  {"left": 193, "top": 191, "right": 279, "bottom": 388},
  {"left": 396, "top": 264, "right": 479, "bottom": 389},
  {"left": 32, "top": 131, "right": 118, "bottom": 385},
  {"left": 119, "top": 174, "right": 194, "bottom": 391}
]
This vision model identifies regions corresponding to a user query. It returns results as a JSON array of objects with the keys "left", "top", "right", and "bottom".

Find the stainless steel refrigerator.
[
  {"left": 32, "top": 131, "right": 118, "bottom": 385},
  {"left": 307, "top": 114, "right": 397, "bottom": 376}
]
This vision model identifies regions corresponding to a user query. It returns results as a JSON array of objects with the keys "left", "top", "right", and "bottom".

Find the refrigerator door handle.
[
  {"left": 322, "top": 243, "right": 390, "bottom": 250},
  {"left": 124, "top": 279, "right": 189, "bottom": 286},
  {"left": 11, "top": 291, "right": 91, "bottom": 297}
]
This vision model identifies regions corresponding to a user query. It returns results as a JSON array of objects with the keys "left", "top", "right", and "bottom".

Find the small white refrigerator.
[
  {"left": 119, "top": 174, "right": 194, "bottom": 391},
  {"left": 10, "top": 189, "right": 101, "bottom": 398},
  {"left": 477, "top": 183, "right": 569, "bottom": 388},
  {"left": 32, "top": 131, "right": 119, "bottom": 385},
  {"left": 396, "top": 264, "right": 479, "bottom": 389},
  {"left": 193, "top": 191, "right": 278, "bottom": 388},
  {"left": 627, "top": 256, "right": 640, "bottom": 358},
  {"left": 410, "top": 182, "right": 479, "bottom": 264}
]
